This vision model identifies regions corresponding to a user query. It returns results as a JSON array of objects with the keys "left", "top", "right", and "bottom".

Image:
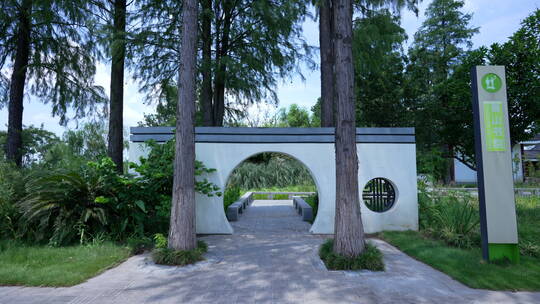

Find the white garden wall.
[{"left": 129, "top": 127, "right": 418, "bottom": 234}]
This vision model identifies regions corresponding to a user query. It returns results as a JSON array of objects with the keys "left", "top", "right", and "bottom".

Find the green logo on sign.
[{"left": 481, "top": 73, "right": 502, "bottom": 93}]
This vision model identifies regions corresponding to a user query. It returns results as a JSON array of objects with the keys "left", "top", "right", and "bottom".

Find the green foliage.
[
  {"left": 132, "top": 0, "right": 311, "bottom": 123},
  {"left": 515, "top": 196, "right": 540, "bottom": 257},
  {"left": 153, "top": 233, "right": 168, "bottom": 249},
  {"left": 405, "top": 0, "right": 479, "bottom": 181},
  {"left": 223, "top": 186, "right": 241, "bottom": 211},
  {"left": 304, "top": 193, "right": 319, "bottom": 222},
  {"left": 416, "top": 147, "right": 449, "bottom": 182},
  {"left": 418, "top": 182, "right": 480, "bottom": 248},
  {"left": 418, "top": 185, "right": 539, "bottom": 257},
  {"left": 276, "top": 104, "right": 316, "bottom": 127},
  {"left": 319, "top": 239, "right": 384, "bottom": 271},
  {"left": 132, "top": 140, "right": 221, "bottom": 198},
  {"left": 17, "top": 158, "right": 130, "bottom": 245},
  {"left": 0, "top": 133, "right": 221, "bottom": 245},
  {"left": 0, "top": 0, "right": 106, "bottom": 122},
  {"left": 353, "top": 9, "right": 408, "bottom": 127},
  {"left": 41, "top": 122, "right": 108, "bottom": 171},
  {"left": 405, "top": 6, "right": 539, "bottom": 178},
  {"left": 227, "top": 153, "right": 315, "bottom": 190},
  {"left": 245, "top": 185, "right": 317, "bottom": 193},
  {"left": 152, "top": 240, "right": 208, "bottom": 266},
  {"left": 0, "top": 126, "right": 59, "bottom": 166},
  {"left": 488, "top": 9, "right": 540, "bottom": 146},
  {"left": 126, "top": 236, "right": 154, "bottom": 255},
  {"left": 0, "top": 161, "right": 26, "bottom": 239}
]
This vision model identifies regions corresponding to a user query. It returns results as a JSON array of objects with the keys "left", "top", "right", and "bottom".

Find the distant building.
[
  {"left": 521, "top": 134, "right": 540, "bottom": 178},
  {"left": 454, "top": 134, "right": 540, "bottom": 184}
]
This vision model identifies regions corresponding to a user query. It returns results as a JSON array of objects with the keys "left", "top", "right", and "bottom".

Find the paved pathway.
[{"left": 1, "top": 200, "right": 539, "bottom": 303}]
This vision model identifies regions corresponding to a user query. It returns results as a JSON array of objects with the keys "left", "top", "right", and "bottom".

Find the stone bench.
[
  {"left": 226, "top": 192, "right": 253, "bottom": 221},
  {"left": 292, "top": 196, "right": 313, "bottom": 222}
]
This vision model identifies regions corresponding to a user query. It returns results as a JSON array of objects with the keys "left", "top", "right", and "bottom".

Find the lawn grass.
[
  {"left": 0, "top": 240, "right": 131, "bottom": 287},
  {"left": 379, "top": 196, "right": 540, "bottom": 291},
  {"left": 380, "top": 231, "right": 540, "bottom": 291}
]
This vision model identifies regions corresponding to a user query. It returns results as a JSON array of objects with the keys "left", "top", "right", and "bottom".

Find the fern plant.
[{"left": 18, "top": 169, "right": 109, "bottom": 246}]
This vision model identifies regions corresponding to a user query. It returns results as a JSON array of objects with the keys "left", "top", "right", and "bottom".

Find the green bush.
[
  {"left": 153, "top": 233, "right": 168, "bottom": 249},
  {"left": 223, "top": 186, "right": 241, "bottom": 211},
  {"left": 319, "top": 239, "right": 384, "bottom": 271},
  {"left": 416, "top": 147, "right": 448, "bottom": 183},
  {"left": 17, "top": 158, "right": 157, "bottom": 245},
  {"left": 152, "top": 240, "right": 208, "bottom": 266},
  {"left": 304, "top": 193, "right": 319, "bottom": 221},
  {"left": 127, "top": 236, "right": 154, "bottom": 255},
  {"left": 132, "top": 140, "right": 221, "bottom": 198},
  {"left": 227, "top": 153, "right": 315, "bottom": 190},
  {"left": 515, "top": 196, "right": 540, "bottom": 257},
  {"left": 418, "top": 182, "right": 480, "bottom": 248},
  {"left": 253, "top": 193, "right": 269, "bottom": 199},
  {"left": 0, "top": 161, "right": 26, "bottom": 239},
  {"left": 10, "top": 139, "right": 222, "bottom": 245}
]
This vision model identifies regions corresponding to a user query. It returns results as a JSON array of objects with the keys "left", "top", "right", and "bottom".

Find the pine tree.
[
  {"left": 0, "top": 0, "right": 106, "bottom": 166},
  {"left": 317, "top": 0, "right": 419, "bottom": 127},
  {"left": 406, "top": 0, "right": 478, "bottom": 183},
  {"left": 353, "top": 9, "right": 408, "bottom": 127}
]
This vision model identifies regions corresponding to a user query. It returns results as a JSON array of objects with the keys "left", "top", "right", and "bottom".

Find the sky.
[{"left": 0, "top": 0, "right": 539, "bottom": 136}]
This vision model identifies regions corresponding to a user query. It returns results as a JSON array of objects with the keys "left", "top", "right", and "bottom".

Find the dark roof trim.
[{"left": 130, "top": 127, "right": 416, "bottom": 144}]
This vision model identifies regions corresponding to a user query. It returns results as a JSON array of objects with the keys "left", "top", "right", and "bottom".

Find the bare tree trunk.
[
  {"left": 319, "top": 0, "right": 335, "bottom": 127},
  {"left": 107, "top": 0, "right": 126, "bottom": 173},
  {"left": 169, "top": 0, "right": 198, "bottom": 251},
  {"left": 6, "top": 0, "right": 32, "bottom": 167},
  {"left": 444, "top": 144, "right": 455, "bottom": 185},
  {"left": 333, "top": 0, "right": 365, "bottom": 257},
  {"left": 200, "top": 0, "right": 213, "bottom": 126}
]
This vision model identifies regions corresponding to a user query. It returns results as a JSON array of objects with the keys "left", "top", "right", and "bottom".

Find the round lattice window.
[{"left": 362, "top": 178, "right": 396, "bottom": 212}]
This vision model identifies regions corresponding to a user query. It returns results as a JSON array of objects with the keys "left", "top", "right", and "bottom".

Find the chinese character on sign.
[{"left": 483, "top": 101, "right": 506, "bottom": 151}]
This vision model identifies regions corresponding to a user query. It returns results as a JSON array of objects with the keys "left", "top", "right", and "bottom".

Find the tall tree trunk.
[
  {"left": 333, "top": 0, "right": 365, "bottom": 257},
  {"left": 319, "top": 0, "right": 335, "bottom": 127},
  {"left": 212, "top": 3, "right": 232, "bottom": 127},
  {"left": 6, "top": 0, "right": 32, "bottom": 167},
  {"left": 200, "top": 0, "right": 213, "bottom": 126},
  {"left": 444, "top": 144, "right": 455, "bottom": 184},
  {"left": 107, "top": 0, "right": 126, "bottom": 173},
  {"left": 169, "top": 0, "right": 198, "bottom": 251}
]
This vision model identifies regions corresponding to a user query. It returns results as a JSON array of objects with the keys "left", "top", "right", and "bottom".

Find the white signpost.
[{"left": 471, "top": 66, "right": 519, "bottom": 262}]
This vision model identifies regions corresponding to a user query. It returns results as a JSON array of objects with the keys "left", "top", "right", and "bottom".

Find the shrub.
[
  {"left": 18, "top": 166, "right": 110, "bottom": 245},
  {"left": 0, "top": 161, "right": 26, "bottom": 239},
  {"left": 319, "top": 239, "right": 384, "bottom": 271},
  {"left": 223, "top": 186, "right": 241, "bottom": 211},
  {"left": 127, "top": 236, "right": 154, "bottom": 255},
  {"left": 304, "top": 193, "right": 319, "bottom": 221},
  {"left": 152, "top": 240, "right": 208, "bottom": 266},
  {"left": 17, "top": 158, "right": 160, "bottom": 245},
  {"left": 418, "top": 182, "right": 480, "bottom": 248},
  {"left": 132, "top": 140, "right": 221, "bottom": 198},
  {"left": 227, "top": 153, "right": 315, "bottom": 190},
  {"left": 153, "top": 233, "right": 168, "bottom": 249}
]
